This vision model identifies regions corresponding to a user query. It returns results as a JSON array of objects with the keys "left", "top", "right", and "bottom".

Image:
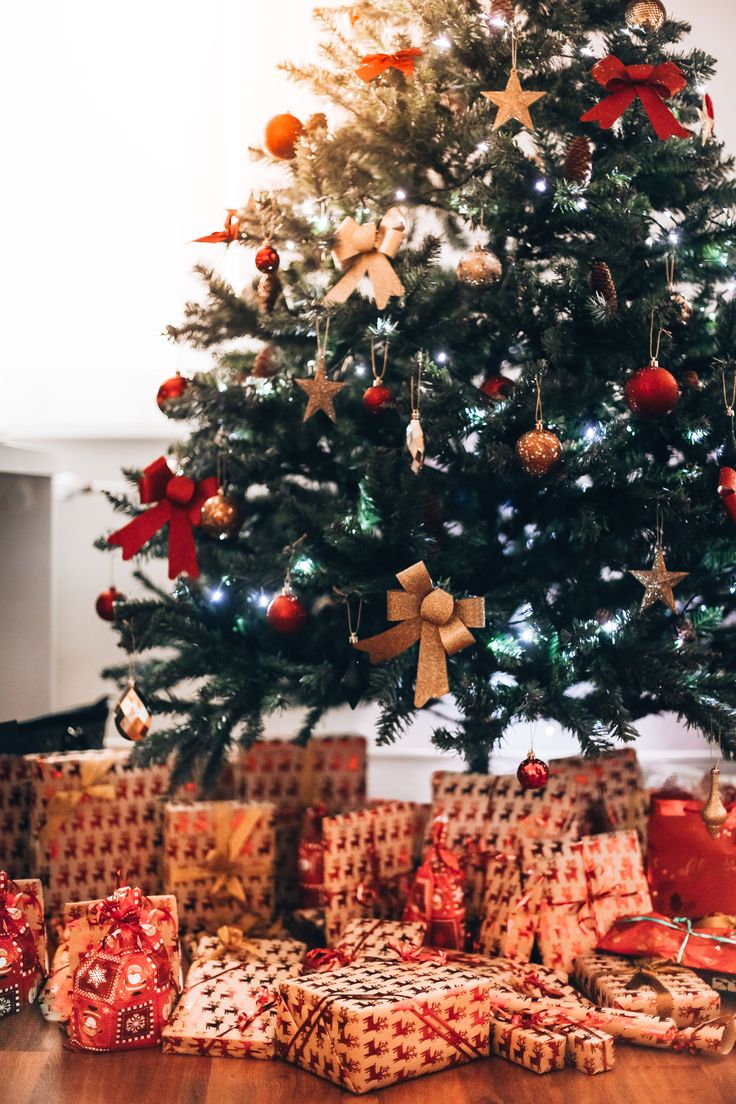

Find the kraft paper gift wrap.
[
  {"left": 0, "top": 755, "right": 32, "bottom": 875},
  {"left": 26, "top": 749, "right": 169, "bottom": 917},
  {"left": 188, "top": 929, "right": 306, "bottom": 970},
  {"left": 490, "top": 1016, "right": 567, "bottom": 1074},
  {"left": 477, "top": 849, "right": 544, "bottom": 961},
  {"left": 573, "top": 952, "right": 720, "bottom": 1028},
  {"left": 549, "top": 748, "right": 648, "bottom": 842},
  {"left": 163, "top": 800, "right": 276, "bottom": 934},
  {"left": 39, "top": 937, "right": 72, "bottom": 1023},
  {"left": 276, "top": 959, "right": 493, "bottom": 1093},
  {"left": 337, "top": 918, "right": 428, "bottom": 960}
]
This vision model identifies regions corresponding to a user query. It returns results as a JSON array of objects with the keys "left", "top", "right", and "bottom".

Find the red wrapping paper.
[
  {"left": 404, "top": 816, "right": 466, "bottom": 950},
  {"left": 598, "top": 912, "right": 736, "bottom": 974},
  {"left": 647, "top": 794, "right": 736, "bottom": 916}
]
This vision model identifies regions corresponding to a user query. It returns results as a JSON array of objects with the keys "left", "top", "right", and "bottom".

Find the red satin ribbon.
[
  {"left": 304, "top": 946, "right": 355, "bottom": 972},
  {"left": 108, "top": 456, "right": 217, "bottom": 579},
  {"left": 388, "top": 939, "right": 448, "bottom": 965},
  {"left": 355, "top": 48, "right": 423, "bottom": 82},
  {"left": 580, "top": 55, "right": 691, "bottom": 140},
  {"left": 194, "top": 210, "right": 240, "bottom": 244}
]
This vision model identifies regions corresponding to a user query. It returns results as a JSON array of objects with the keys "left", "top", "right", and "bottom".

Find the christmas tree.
[{"left": 101, "top": 0, "right": 736, "bottom": 785}]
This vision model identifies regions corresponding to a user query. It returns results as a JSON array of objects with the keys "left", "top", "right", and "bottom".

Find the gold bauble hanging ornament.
[
  {"left": 456, "top": 244, "right": 502, "bottom": 287},
  {"left": 625, "top": 0, "right": 667, "bottom": 31},
  {"left": 200, "top": 489, "right": 242, "bottom": 540},
  {"left": 702, "top": 764, "right": 729, "bottom": 837},
  {"left": 515, "top": 423, "right": 562, "bottom": 476}
]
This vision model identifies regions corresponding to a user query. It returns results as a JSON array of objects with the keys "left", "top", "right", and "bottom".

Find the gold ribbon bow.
[
  {"left": 42, "top": 758, "right": 117, "bottom": 845},
  {"left": 625, "top": 957, "right": 691, "bottom": 1020},
  {"left": 354, "top": 561, "right": 485, "bottom": 707},
  {"left": 324, "top": 207, "right": 405, "bottom": 311},
  {"left": 170, "top": 806, "right": 270, "bottom": 906}
]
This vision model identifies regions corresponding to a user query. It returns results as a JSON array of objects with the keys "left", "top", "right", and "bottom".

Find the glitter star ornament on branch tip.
[
  {"left": 629, "top": 515, "right": 688, "bottom": 613},
  {"left": 296, "top": 319, "right": 345, "bottom": 423},
  {"left": 481, "top": 33, "right": 546, "bottom": 131}
]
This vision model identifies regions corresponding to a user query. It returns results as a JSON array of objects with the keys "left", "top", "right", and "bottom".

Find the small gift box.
[
  {"left": 477, "top": 850, "right": 543, "bottom": 961},
  {"left": 598, "top": 912, "right": 736, "bottom": 976},
  {"left": 27, "top": 749, "right": 169, "bottom": 918},
  {"left": 163, "top": 800, "right": 276, "bottom": 934},
  {"left": 277, "top": 959, "right": 493, "bottom": 1093},
  {"left": 573, "top": 952, "right": 720, "bottom": 1028},
  {"left": 559, "top": 1023, "right": 615, "bottom": 1073},
  {"left": 404, "top": 816, "right": 466, "bottom": 949},
  {"left": 187, "top": 928, "right": 306, "bottom": 971},
  {"left": 0, "top": 873, "right": 48, "bottom": 1017},
  {"left": 549, "top": 749, "right": 647, "bottom": 842},
  {"left": 647, "top": 792, "right": 736, "bottom": 917},
  {"left": 490, "top": 1015, "right": 567, "bottom": 1074}
]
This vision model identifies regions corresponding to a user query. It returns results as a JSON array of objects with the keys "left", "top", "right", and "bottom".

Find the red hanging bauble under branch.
[
  {"left": 363, "top": 338, "right": 394, "bottom": 414},
  {"left": 95, "top": 586, "right": 124, "bottom": 622},
  {"left": 625, "top": 316, "right": 679, "bottom": 418},
  {"left": 516, "top": 749, "right": 549, "bottom": 791},
  {"left": 267, "top": 583, "right": 308, "bottom": 634}
]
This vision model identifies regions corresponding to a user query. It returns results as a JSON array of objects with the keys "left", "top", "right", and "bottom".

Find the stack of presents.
[{"left": 3, "top": 730, "right": 736, "bottom": 1091}]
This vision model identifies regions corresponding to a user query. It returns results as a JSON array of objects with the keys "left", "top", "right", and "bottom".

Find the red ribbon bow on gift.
[
  {"left": 304, "top": 946, "right": 356, "bottom": 972},
  {"left": 355, "top": 48, "right": 423, "bottom": 82},
  {"left": 0, "top": 872, "right": 27, "bottom": 942},
  {"left": 108, "top": 457, "right": 217, "bottom": 579},
  {"left": 580, "top": 55, "right": 691, "bottom": 140},
  {"left": 193, "top": 209, "right": 241, "bottom": 244},
  {"left": 388, "top": 939, "right": 448, "bottom": 965}
]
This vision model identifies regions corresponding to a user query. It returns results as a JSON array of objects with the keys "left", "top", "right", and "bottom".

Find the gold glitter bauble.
[
  {"left": 625, "top": 0, "right": 666, "bottom": 31},
  {"left": 200, "top": 491, "right": 242, "bottom": 539},
  {"left": 456, "top": 244, "right": 502, "bottom": 287},
  {"left": 515, "top": 425, "right": 562, "bottom": 476}
]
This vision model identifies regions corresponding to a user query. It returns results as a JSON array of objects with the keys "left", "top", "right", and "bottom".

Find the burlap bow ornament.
[
  {"left": 354, "top": 561, "right": 485, "bottom": 707},
  {"left": 324, "top": 207, "right": 405, "bottom": 311}
]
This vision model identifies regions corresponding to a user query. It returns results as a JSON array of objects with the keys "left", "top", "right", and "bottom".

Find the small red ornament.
[
  {"left": 363, "top": 381, "right": 394, "bottom": 413},
  {"left": 267, "top": 588, "right": 308, "bottom": 634},
  {"left": 625, "top": 362, "right": 679, "bottom": 417},
  {"left": 264, "top": 113, "right": 304, "bottom": 160},
  {"left": 255, "top": 244, "right": 280, "bottom": 273},
  {"left": 480, "top": 374, "right": 515, "bottom": 401},
  {"left": 95, "top": 586, "right": 124, "bottom": 622},
  {"left": 156, "top": 374, "right": 188, "bottom": 411},
  {"left": 516, "top": 750, "right": 549, "bottom": 791}
]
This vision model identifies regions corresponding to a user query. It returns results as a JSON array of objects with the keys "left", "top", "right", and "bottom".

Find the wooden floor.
[{"left": 4, "top": 1006, "right": 736, "bottom": 1104}]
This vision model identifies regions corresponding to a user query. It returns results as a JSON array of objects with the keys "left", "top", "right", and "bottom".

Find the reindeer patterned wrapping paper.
[
  {"left": 337, "top": 919, "right": 428, "bottom": 960},
  {"left": 39, "top": 937, "right": 72, "bottom": 1023},
  {"left": 0, "top": 756, "right": 32, "bottom": 875},
  {"left": 573, "top": 952, "right": 720, "bottom": 1028},
  {"left": 163, "top": 801, "right": 276, "bottom": 935},
  {"left": 477, "top": 850, "right": 543, "bottom": 961},
  {"left": 490, "top": 1017, "right": 567, "bottom": 1074},
  {"left": 549, "top": 748, "right": 648, "bottom": 843},
  {"left": 276, "top": 959, "right": 493, "bottom": 1093},
  {"left": 187, "top": 931, "right": 306, "bottom": 969},
  {"left": 26, "top": 750, "right": 169, "bottom": 918}
]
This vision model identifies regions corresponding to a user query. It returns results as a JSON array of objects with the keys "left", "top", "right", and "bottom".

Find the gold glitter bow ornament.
[
  {"left": 324, "top": 207, "right": 405, "bottom": 311},
  {"left": 354, "top": 562, "right": 485, "bottom": 707}
]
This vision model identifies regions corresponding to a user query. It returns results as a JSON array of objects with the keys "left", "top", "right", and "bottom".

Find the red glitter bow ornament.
[
  {"left": 579, "top": 55, "right": 691, "bottom": 140},
  {"left": 193, "top": 209, "right": 241, "bottom": 244},
  {"left": 108, "top": 456, "right": 217, "bottom": 579},
  {"left": 355, "top": 48, "right": 423, "bottom": 82}
]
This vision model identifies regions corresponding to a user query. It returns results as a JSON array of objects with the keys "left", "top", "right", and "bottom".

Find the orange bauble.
[{"left": 264, "top": 113, "right": 304, "bottom": 160}]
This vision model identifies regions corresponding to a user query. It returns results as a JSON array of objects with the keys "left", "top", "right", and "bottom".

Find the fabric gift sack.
[{"left": 647, "top": 793, "right": 736, "bottom": 917}]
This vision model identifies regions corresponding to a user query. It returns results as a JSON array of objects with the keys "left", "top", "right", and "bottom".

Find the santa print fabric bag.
[{"left": 0, "top": 873, "right": 47, "bottom": 1018}]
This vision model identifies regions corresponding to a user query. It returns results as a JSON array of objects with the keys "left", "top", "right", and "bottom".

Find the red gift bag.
[{"left": 647, "top": 795, "right": 736, "bottom": 917}]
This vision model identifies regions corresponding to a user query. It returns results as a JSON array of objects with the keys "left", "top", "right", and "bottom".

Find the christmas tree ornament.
[
  {"left": 264, "top": 113, "right": 304, "bottom": 160},
  {"left": 625, "top": 316, "right": 678, "bottom": 417},
  {"left": 114, "top": 680, "right": 152, "bottom": 743},
  {"left": 515, "top": 378, "right": 562, "bottom": 476},
  {"left": 355, "top": 48, "right": 422, "bottom": 82},
  {"left": 363, "top": 339, "right": 393, "bottom": 414},
  {"left": 267, "top": 585, "right": 308, "bottom": 634},
  {"left": 480, "top": 374, "right": 514, "bottom": 401},
  {"left": 456, "top": 243, "right": 502, "bottom": 286},
  {"left": 580, "top": 56, "right": 690, "bottom": 141},
  {"left": 255, "top": 243, "right": 280, "bottom": 273},
  {"left": 353, "top": 560, "right": 485, "bottom": 708},
  {"left": 156, "top": 373, "right": 189, "bottom": 412},
  {"left": 251, "top": 344, "right": 280, "bottom": 379},
  {"left": 699, "top": 92, "right": 716, "bottom": 145},
  {"left": 625, "top": 0, "right": 667, "bottom": 32},
  {"left": 108, "top": 456, "right": 217, "bottom": 580},
  {"left": 305, "top": 112, "right": 328, "bottom": 137},
  {"left": 296, "top": 319, "right": 345, "bottom": 423},
  {"left": 516, "top": 749, "right": 549, "bottom": 791},
  {"left": 403, "top": 816, "right": 466, "bottom": 949},
  {"left": 95, "top": 586, "right": 124, "bottom": 622},
  {"left": 590, "top": 260, "right": 618, "bottom": 313},
  {"left": 406, "top": 356, "right": 425, "bottom": 474},
  {"left": 341, "top": 596, "right": 369, "bottom": 709},
  {"left": 717, "top": 372, "right": 736, "bottom": 523},
  {"left": 702, "top": 763, "right": 728, "bottom": 837},
  {"left": 563, "top": 135, "right": 593, "bottom": 186},
  {"left": 488, "top": 0, "right": 514, "bottom": 26},
  {"left": 629, "top": 513, "right": 688, "bottom": 613},
  {"left": 681, "top": 370, "right": 702, "bottom": 392},
  {"left": 324, "top": 207, "right": 405, "bottom": 311},
  {"left": 665, "top": 256, "right": 692, "bottom": 325},
  {"left": 200, "top": 489, "right": 241, "bottom": 540},
  {"left": 257, "top": 272, "right": 282, "bottom": 314},
  {"left": 481, "top": 32, "right": 547, "bottom": 131},
  {"left": 193, "top": 209, "right": 240, "bottom": 244}
]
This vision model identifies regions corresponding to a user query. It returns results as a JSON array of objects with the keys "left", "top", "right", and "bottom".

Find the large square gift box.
[
  {"left": 549, "top": 748, "right": 648, "bottom": 842},
  {"left": 276, "top": 959, "right": 494, "bottom": 1093},
  {"left": 0, "top": 874, "right": 48, "bottom": 1018},
  {"left": 163, "top": 800, "right": 276, "bottom": 933},
  {"left": 26, "top": 749, "right": 169, "bottom": 917}
]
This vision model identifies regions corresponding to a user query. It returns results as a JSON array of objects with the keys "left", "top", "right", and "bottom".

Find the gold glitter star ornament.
[
  {"left": 482, "top": 69, "right": 546, "bottom": 130},
  {"left": 296, "top": 360, "right": 345, "bottom": 422},
  {"left": 629, "top": 546, "right": 688, "bottom": 613}
]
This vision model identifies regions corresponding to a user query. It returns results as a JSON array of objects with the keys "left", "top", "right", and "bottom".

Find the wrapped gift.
[
  {"left": 297, "top": 804, "right": 327, "bottom": 908},
  {"left": 66, "top": 885, "right": 178, "bottom": 1052},
  {"left": 64, "top": 891, "right": 182, "bottom": 984},
  {"left": 573, "top": 952, "right": 720, "bottom": 1028},
  {"left": 162, "top": 949, "right": 305, "bottom": 1058},
  {"left": 672, "top": 1016, "right": 736, "bottom": 1054},
  {"left": 598, "top": 912, "right": 736, "bottom": 975},
  {"left": 39, "top": 938, "right": 72, "bottom": 1023},
  {"left": 549, "top": 749, "right": 647, "bottom": 842},
  {"left": 277, "top": 959, "right": 493, "bottom": 1093},
  {"left": 188, "top": 928, "right": 306, "bottom": 971},
  {"left": 0, "top": 755, "right": 32, "bottom": 875},
  {"left": 490, "top": 1015, "right": 567, "bottom": 1073},
  {"left": 559, "top": 1023, "right": 615, "bottom": 1073},
  {"left": 404, "top": 816, "right": 466, "bottom": 949},
  {"left": 647, "top": 792, "right": 736, "bottom": 916},
  {"left": 0, "top": 873, "right": 47, "bottom": 1017},
  {"left": 525, "top": 831, "right": 652, "bottom": 974},
  {"left": 337, "top": 918, "right": 427, "bottom": 960},
  {"left": 27, "top": 749, "right": 169, "bottom": 917},
  {"left": 477, "top": 850, "right": 543, "bottom": 961},
  {"left": 163, "top": 800, "right": 275, "bottom": 934}
]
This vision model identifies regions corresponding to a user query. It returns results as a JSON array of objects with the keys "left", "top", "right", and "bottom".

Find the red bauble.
[
  {"left": 363, "top": 382, "right": 394, "bottom": 413},
  {"left": 516, "top": 751, "right": 549, "bottom": 791},
  {"left": 264, "top": 113, "right": 304, "bottom": 160},
  {"left": 267, "top": 590, "right": 308, "bottom": 633},
  {"left": 624, "top": 363, "right": 679, "bottom": 417},
  {"left": 95, "top": 586, "right": 124, "bottom": 622},
  {"left": 480, "top": 374, "right": 515, "bottom": 401},
  {"left": 255, "top": 244, "right": 280, "bottom": 273},
  {"left": 156, "top": 374, "right": 189, "bottom": 411}
]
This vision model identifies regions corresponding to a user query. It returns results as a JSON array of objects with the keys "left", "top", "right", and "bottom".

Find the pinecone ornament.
[
  {"left": 590, "top": 261, "right": 618, "bottom": 313},
  {"left": 563, "top": 136, "right": 593, "bottom": 186},
  {"left": 257, "top": 272, "right": 282, "bottom": 314},
  {"left": 488, "top": 0, "right": 514, "bottom": 23},
  {"left": 681, "top": 370, "right": 703, "bottom": 392}
]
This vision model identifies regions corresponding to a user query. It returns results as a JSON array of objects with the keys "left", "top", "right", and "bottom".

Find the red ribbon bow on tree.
[
  {"left": 579, "top": 55, "right": 691, "bottom": 140},
  {"left": 355, "top": 48, "right": 423, "bottom": 82},
  {"left": 108, "top": 456, "right": 217, "bottom": 579},
  {"left": 193, "top": 209, "right": 241, "bottom": 244}
]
